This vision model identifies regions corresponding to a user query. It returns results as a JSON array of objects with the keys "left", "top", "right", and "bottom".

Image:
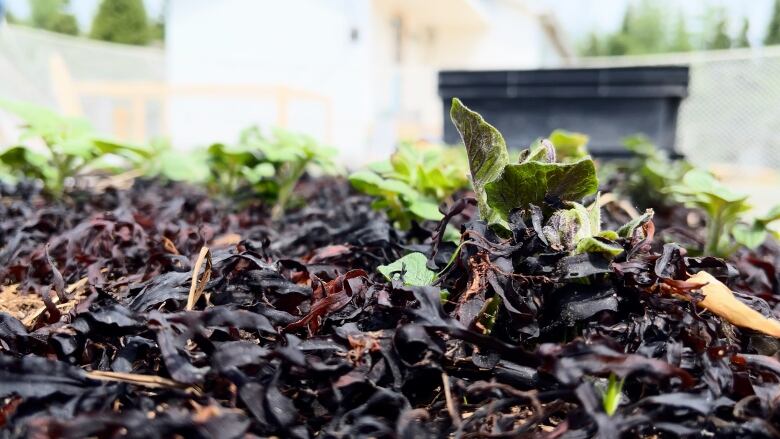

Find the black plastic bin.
[{"left": 438, "top": 66, "right": 689, "bottom": 157}]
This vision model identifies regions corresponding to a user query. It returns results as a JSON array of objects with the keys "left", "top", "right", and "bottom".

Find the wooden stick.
[{"left": 186, "top": 247, "right": 212, "bottom": 311}]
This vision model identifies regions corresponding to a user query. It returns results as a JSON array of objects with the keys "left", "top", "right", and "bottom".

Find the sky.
[{"left": 4, "top": 0, "right": 777, "bottom": 47}]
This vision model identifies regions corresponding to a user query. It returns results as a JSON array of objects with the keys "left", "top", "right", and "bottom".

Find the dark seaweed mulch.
[{"left": 1, "top": 177, "right": 780, "bottom": 439}]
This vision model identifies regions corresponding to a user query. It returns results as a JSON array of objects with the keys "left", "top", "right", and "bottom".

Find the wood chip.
[
  {"left": 85, "top": 370, "right": 200, "bottom": 395},
  {"left": 20, "top": 275, "right": 91, "bottom": 328},
  {"left": 210, "top": 233, "right": 242, "bottom": 248},
  {"left": 688, "top": 271, "right": 780, "bottom": 337},
  {"left": 186, "top": 246, "right": 212, "bottom": 311},
  {"left": 162, "top": 236, "right": 180, "bottom": 255}
]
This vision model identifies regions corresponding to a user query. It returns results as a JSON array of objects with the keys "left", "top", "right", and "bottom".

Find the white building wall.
[
  {"left": 166, "top": 0, "right": 374, "bottom": 160},
  {"left": 166, "top": 0, "right": 563, "bottom": 164}
]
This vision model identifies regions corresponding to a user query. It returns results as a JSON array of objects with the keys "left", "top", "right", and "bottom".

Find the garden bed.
[{"left": 1, "top": 100, "right": 780, "bottom": 438}]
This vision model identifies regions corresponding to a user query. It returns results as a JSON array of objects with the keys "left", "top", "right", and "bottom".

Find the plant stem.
[
  {"left": 46, "top": 143, "right": 67, "bottom": 197},
  {"left": 271, "top": 159, "right": 308, "bottom": 221},
  {"left": 705, "top": 209, "right": 724, "bottom": 256}
]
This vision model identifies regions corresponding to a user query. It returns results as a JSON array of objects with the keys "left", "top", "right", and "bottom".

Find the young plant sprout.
[
  {"left": 670, "top": 169, "right": 780, "bottom": 257},
  {"left": 349, "top": 141, "right": 470, "bottom": 229},
  {"left": 450, "top": 98, "right": 639, "bottom": 259},
  {"left": 205, "top": 126, "right": 340, "bottom": 219},
  {"left": 602, "top": 373, "right": 625, "bottom": 416},
  {"left": 0, "top": 99, "right": 153, "bottom": 196}
]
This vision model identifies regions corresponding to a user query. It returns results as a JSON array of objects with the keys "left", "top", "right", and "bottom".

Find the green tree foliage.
[
  {"left": 735, "top": 18, "right": 750, "bottom": 48},
  {"left": 582, "top": 0, "right": 678, "bottom": 56},
  {"left": 622, "top": 0, "right": 665, "bottom": 53},
  {"left": 90, "top": 0, "right": 150, "bottom": 45},
  {"left": 5, "top": 10, "right": 19, "bottom": 24},
  {"left": 766, "top": 0, "right": 780, "bottom": 46},
  {"left": 149, "top": 19, "right": 165, "bottom": 42},
  {"left": 668, "top": 13, "right": 692, "bottom": 52},
  {"left": 29, "top": 0, "right": 79, "bottom": 36},
  {"left": 579, "top": 1, "right": 756, "bottom": 56},
  {"left": 48, "top": 12, "right": 78, "bottom": 35},
  {"left": 706, "top": 15, "right": 732, "bottom": 50},
  {"left": 581, "top": 32, "right": 603, "bottom": 57}
]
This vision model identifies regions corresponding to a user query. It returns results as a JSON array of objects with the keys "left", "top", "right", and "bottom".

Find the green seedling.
[
  {"left": 612, "top": 135, "right": 692, "bottom": 210},
  {"left": 546, "top": 129, "right": 590, "bottom": 162},
  {"left": 206, "top": 126, "right": 339, "bottom": 219},
  {"left": 450, "top": 98, "right": 599, "bottom": 229},
  {"left": 137, "top": 137, "right": 211, "bottom": 184},
  {"left": 377, "top": 252, "right": 450, "bottom": 302},
  {"left": 450, "top": 98, "right": 637, "bottom": 259},
  {"left": 349, "top": 142, "right": 470, "bottom": 230},
  {"left": 477, "top": 296, "right": 502, "bottom": 335},
  {"left": 377, "top": 252, "right": 437, "bottom": 287},
  {"left": 602, "top": 373, "right": 625, "bottom": 416},
  {"left": 670, "top": 169, "right": 780, "bottom": 257},
  {"left": 0, "top": 100, "right": 153, "bottom": 196}
]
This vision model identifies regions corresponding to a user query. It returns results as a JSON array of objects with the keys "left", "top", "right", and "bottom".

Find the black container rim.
[{"left": 438, "top": 65, "right": 690, "bottom": 88}]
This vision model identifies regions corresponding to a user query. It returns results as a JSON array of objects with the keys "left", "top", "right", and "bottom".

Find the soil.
[{"left": 1, "top": 176, "right": 780, "bottom": 438}]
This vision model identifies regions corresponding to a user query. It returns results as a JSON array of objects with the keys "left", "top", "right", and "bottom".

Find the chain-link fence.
[
  {"left": 0, "top": 24, "right": 165, "bottom": 144},
  {"left": 578, "top": 46, "right": 780, "bottom": 169}
]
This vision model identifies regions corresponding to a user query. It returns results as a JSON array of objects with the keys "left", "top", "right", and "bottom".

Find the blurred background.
[{"left": 0, "top": 0, "right": 778, "bottom": 205}]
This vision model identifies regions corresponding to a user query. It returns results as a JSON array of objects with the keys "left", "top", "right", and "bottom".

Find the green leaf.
[
  {"left": 617, "top": 209, "right": 655, "bottom": 238},
  {"left": 390, "top": 143, "right": 415, "bottom": 178},
  {"left": 477, "top": 296, "right": 502, "bottom": 335},
  {"left": 450, "top": 98, "right": 509, "bottom": 226},
  {"left": 587, "top": 193, "right": 602, "bottom": 235},
  {"left": 484, "top": 158, "right": 598, "bottom": 221},
  {"left": 377, "top": 252, "right": 437, "bottom": 287},
  {"left": 672, "top": 169, "right": 748, "bottom": 204},
  {"left": 670, "top": 169, "right": 752, "bottom": 256},
  {"left": 574, "top": 236, "right": 624, "bottom": 258},
  {"left": 93, "top": 138, "right": 154, "bottom": 160},
  {"left": 602, "top": 373, "right": 624, "bottom": 416},
  {"left": 598, "top": 230, "right": 620, "bottom": 240},
  {"left": 57, "top": 139, "right": 94, "bottom": 159},
  {"left": 352, "top": 140, "right": 469, "bottom": 230},
  {"left": 157, "top": 149, "right": 211, "bottom": 183},
  {"left": 348, "top": 170, "right": 416, "bottom": 199},
  {"left": 242, "top": 162, "right": 276, "bottom": 183},
  {"left": 368, "top": 160, "right": 394, "bottom": 175},
  {"left": 521, "top": 139, "right": 556, "bottom": 163},
  {"left": 348, "top": 170, "right": 384, "bottom": 195},
  {"left": 623, "top": 134, "right": 659, "bottom": 158},
  {"left": 732, "top": 222, "right": 767, "bottom": 250},
  {"left": 549, "top": 129, "right": 589, "bottom": 162},
  {"left": 0, "top": 99, "right": 94, "bottom": 145},
  {"left": 542, "top": 203, "right": 591, "bottom": 251},
  {"left": 0, "top": 146, "right": 51, "bottom": 180},
  {"left": 408, "top": 198, "right": 444, "bottom": 221},
  {"left": 757, "top": 205, "right": 780, "bottom": 224}
]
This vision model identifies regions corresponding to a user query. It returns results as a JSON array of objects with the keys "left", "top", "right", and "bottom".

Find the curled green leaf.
[{"left": 377, "top": 252, "right": 437, "bottom": 287}]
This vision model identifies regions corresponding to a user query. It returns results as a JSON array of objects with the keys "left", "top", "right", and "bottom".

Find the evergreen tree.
[
  {"left": 707, "top": 17, "right": 731, "bottom": 50},
  {"left": 90, "top": 0, "right": 150, "bottom": 45},
  {"left": 600, "top": 0, "right": 667, "bottom": 56},
  {"left": 29, "top": 0, "right": 79, "bottom": 35},
  {"left": 766, "top": 0, "right": 780, "bottom": 46},
  {"left": 30, "top": 0, "right": 61, "bottom": 29},
  {"left": 605, "top": 33, "right": 632, "bottom": 56},
  {"left": 735, "top": 18, "right": 750, "bottom": 48},
  {"left": 668, "top": 13, "right": 692, "bottom": 52},
  {"left": 48, "top": 12, "right": 78, "bottom": 35},
  {"left": 5, "top": 10, "right": 18, "bottom": 24},
  {"left": 581, "top": 32, "right": 603, "bottom": 56},
  {"left": 626, "top": 0, "right": 665, "bottom": 53}
]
